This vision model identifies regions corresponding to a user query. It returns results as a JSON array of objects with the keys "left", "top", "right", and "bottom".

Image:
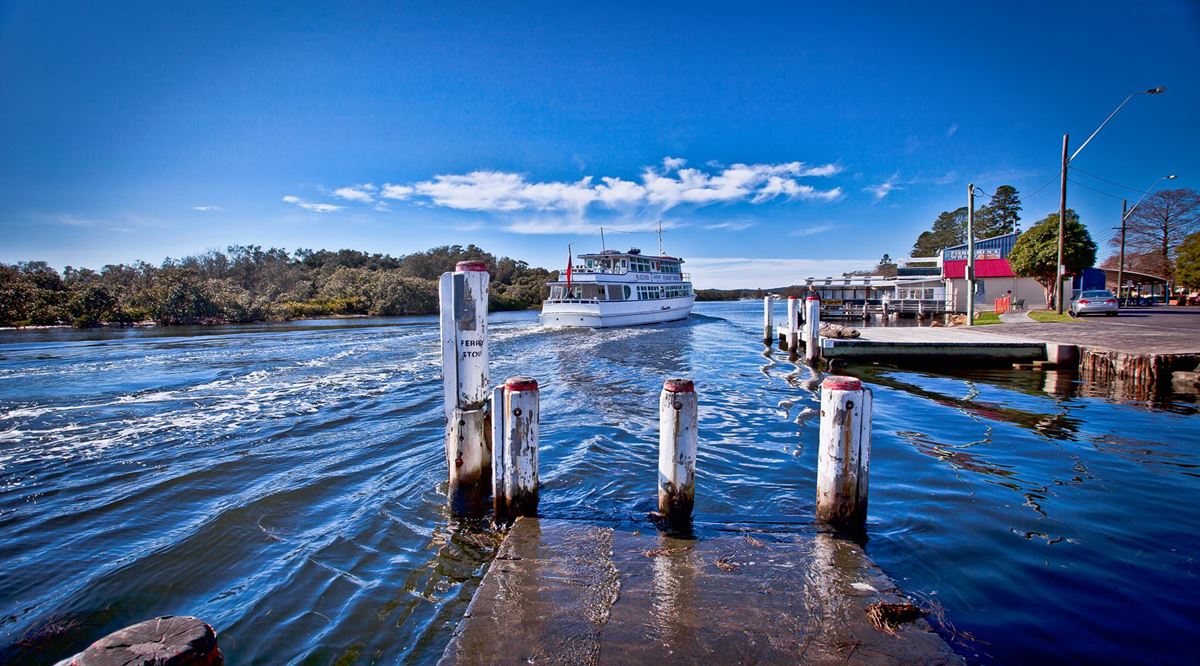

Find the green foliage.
[
  {"left": 1, "top": 244, "right": 553, "bottom": 327},
  {"left": 1008, "top": 209, "right": 1097, "bottom": 306},
  {"left": 911, "top": 207, "right": 968, "bottom": 257},
  {"left": 1176, "top": 231, "right": 1200, "bottom": 290},
  {"left": 974, "top": 185, "right": 1022, "bottom": 238}
]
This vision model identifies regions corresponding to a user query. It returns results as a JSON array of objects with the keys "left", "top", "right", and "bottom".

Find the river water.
[{"left": 1, "top": 302, "right": 1197, "bottom": 664}]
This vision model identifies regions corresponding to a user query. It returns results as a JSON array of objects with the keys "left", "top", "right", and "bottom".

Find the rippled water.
[{"left": 1, "top": 303, "right": 1197, "bottom": 663}]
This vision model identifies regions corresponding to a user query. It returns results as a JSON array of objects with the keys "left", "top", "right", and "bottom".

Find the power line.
[
  {"left": 1070, "top": 166, "right": 1145, "bottom": 194},
  {"left": 1068, "top": 177, "right": 1126, "bottom": 201},
  {"left": 1025, "top": 169, "right": 1063, "bottom": 199}
]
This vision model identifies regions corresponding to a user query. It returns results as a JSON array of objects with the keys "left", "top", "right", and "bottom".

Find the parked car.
[{"left": 1070, "top": 290, "right": 1119, "bottom": 317}]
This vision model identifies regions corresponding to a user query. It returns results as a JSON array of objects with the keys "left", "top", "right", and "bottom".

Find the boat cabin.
[{"left": 546, "top": 249, "right": 693, "bottom": 302}]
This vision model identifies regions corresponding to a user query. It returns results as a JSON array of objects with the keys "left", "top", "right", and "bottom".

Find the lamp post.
[
  {"left": 1055, "top": 87, "right": 1166, "bottom": 313},
  {"left": 1117, "top": 174, "right": 1177, "bottom": 303}
]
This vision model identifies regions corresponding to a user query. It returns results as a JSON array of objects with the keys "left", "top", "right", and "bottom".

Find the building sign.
[{"left": 944, "top": 248, "right": 1002, "bottom": 261}]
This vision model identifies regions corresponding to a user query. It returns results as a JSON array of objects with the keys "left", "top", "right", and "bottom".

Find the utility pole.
[
  {"left": 1056, "top": 134, "right": 1070, "bottom": 313},
  {"left": 967, "top": 183, "right": 976, "bottom": 326},
  {"left": 1117, "top": 200, "right": 1128, "bottom": 304}
]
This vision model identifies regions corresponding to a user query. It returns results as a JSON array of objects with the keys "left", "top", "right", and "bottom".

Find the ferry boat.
[{"left": 540, "top": 248, "right": 696, "bottom": 328}]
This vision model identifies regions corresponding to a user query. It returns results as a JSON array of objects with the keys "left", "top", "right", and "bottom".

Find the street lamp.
[
  {"left": 1055, "top": 86, "right": 1167, "bottom": 313},
  {"left": 1117, "top": 174, "right": 1177, "bottom": 303}
]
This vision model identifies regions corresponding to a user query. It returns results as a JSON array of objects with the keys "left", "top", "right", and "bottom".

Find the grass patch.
[
  {"left": 1027, "top": 310, "right": 1078, "bottom": 323},
  {"left": 973, "top": 311, "right": 1002, "bottom": 325}
]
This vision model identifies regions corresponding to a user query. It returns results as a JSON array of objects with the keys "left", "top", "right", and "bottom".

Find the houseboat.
[{"left": 539, "top": 249, "right": 695, "bottom": 328}]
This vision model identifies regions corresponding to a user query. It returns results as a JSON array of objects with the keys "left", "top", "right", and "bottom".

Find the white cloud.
[
  {"left": 505, "top": 217, "right": 682, "bottom": 235},
  {"left": 282, "top": 195, "right": 342, "bottom": 213},
  {"left": 704, "top": 221, "right": 756, "bottom": 231},
  {"left": 380, "top": 183, "right": 414, "bottom": 200},
  {"left": 865, "top": 173, "right": 901, "bottom": 201},
  {"left": 662, "top": 156, "right": 687, "bottom": 171},
  {"left": 947, "top": 123, "right": 959, "bottom": 138},
  {"left": 332, "top": 183, "right": 377, "bottom": 203},
  {"left": 686, "top": 257, "right": 876, "bottom": 289},
  {"left": 326, "top": 158, "right": 843, "bottom": 221},
  {"left": 193, "top": 205, "right": 223, "bottom": 212},
  {"left": 789, "top": 223, "right": 840, "bottom": 237}
]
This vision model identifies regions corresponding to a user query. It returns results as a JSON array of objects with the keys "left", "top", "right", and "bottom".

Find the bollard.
[
  {"left": 439, "top": 260, "right": 492, "bottom": 516},
  {"left": 61, "top": 616, "right": 223, "bottom": 666},
  {"left": 763, "top": 296, "right": 773, "bottom": 343},
  {"left": 804, "top": 295, "right": 821, "bottom": 362},
  {"left": 492, "top": 377, "right": 540, "bottom": 524},
  {"left": 785, "top": 296, "right": 799, "bottom": 352},
  {"left": 658, "top": 378, "right": 698, "bottom": 522},
  {"left": 816, "top": 376, "right": 872, "bottom": 529}
]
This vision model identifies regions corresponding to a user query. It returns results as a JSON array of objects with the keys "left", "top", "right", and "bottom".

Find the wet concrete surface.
[{"left": 439, "top": 518, "right": 961, "bottom": 665}]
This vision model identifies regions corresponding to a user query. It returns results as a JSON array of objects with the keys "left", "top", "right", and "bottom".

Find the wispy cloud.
[
  {"left": 331, "top": 183, "right": 378, "bottom": 203},
  {"left": 54, "top": 215, "right": 100, "bottom": 227},
  {"left": 686, "top": 256, "right": 876, "bottom": 289},
  {"left": 865, "top": 171, "right": 957, "bottom": 201},
  {"left": 865, "top": 173, "right": 901, "bottom": 201},
  {"left": 789, "top": 223, "right": 840, "bottom": 237},
  {"left": 282, "top": 195, "right": 342, "bottom": 213},
  {"left": 704, "top": 221, "right": 756, "bottom": 231},
  {"left": 321, "top": 158, "right": 844, "bottom": 224},
  {"left": 192, "top": 205, "right": 223, "bottom": 212},
  {"left": 504, "top": 217, "right": 682, "bottom": 235},
  {"left": 946, "top": 123, "right": 959, "bottom": 138}
]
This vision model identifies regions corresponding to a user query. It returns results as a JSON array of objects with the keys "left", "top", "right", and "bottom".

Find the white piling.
[
  {"left": 804, "top": 295, "right": 821, "bottom": 362},
  {"left": 658, "top": 378, "right": 698, "bottom": 522},
  {"left": 439, "top": 260, "right": 492, "bottom": 515},
  {"left": 763, "top": 296, "right": 773, "bottom": 343},
  {"left": 816, "top": 376, "right": 872, "bottom": 529},
  {"left": 492, "top": 377, "right": 540, "bottom": 523},
  {"left": 785, "top": 296, "right": 799, "bottom": 352}
]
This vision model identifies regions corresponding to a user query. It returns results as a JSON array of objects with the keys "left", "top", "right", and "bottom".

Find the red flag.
[{"left": 565, "top": 245, "right": 572, "bottom": 290}]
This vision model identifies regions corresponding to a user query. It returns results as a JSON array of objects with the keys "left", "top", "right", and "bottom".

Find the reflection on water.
[{"left": 1, "top": 304, "right": 1198, "bottom": 663}]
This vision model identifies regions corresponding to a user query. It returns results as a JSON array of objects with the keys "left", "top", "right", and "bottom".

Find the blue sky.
[{"left": 2, "top": 1, "right": 1198, "bottom": 288}]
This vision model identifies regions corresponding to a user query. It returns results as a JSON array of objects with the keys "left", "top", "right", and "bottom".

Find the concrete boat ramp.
[{"left": 439, "top": 518, "right": 961, "bottom": 665}]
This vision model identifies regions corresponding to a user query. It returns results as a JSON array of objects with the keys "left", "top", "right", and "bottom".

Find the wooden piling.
[
  {"left": 816, "top": 376, "right": 872, "bottom": 529},
  {"left": 658, "top": 378, "right": 698, "bottom": 522},
  {"left": 804, "top": 295, "right": 821, "bottom": 362},
  {"left": 785, "top": 296, "right": 799, "bottom": 351},
  {"left": 492, "top": 376, "right": 540, "bottom": 524},
  {"left": 64, "top": 616, "right": 222, "bottom": 666},
  {"left": 439, "top": 260, "right": 492, "bottom": 516},
  {"left": 763, "top": 296, "right": 773, "bottom": 343}
]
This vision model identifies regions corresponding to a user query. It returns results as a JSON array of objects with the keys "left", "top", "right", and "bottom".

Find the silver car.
[{"left": 1070, "top": 289, "right": 1119, "bottom": 317}]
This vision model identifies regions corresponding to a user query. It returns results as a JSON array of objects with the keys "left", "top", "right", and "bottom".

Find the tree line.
[{"left": 0, "top": 245, "right": 553, "bottom": 327}]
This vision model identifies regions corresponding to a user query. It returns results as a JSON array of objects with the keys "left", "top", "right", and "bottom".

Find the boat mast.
[
  {"left": 657, "top": 219, "right": 664, "bottom": 256},
  {"left": 600, "top": 226, "right": 606, "bottom": 251}
]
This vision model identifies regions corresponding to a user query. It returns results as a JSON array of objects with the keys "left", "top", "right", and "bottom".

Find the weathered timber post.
[
  {"left": 658, "top": 378, "right": 698, "bottom": 522},
  {"left": 785, "top": 296, "right": 799, "bottom": 352},
  {"left": 60, "top": 616, "right": 222, "bottom": 666},
  {"left": 763, "top": 296, "right": 773, "bottom": 343},
  {"left": 816, "top": 376, "right": 872, "bottom": 530},
  {"left": 439, "top": 260, "right": 491, "bottom": 516},
  {"left": 804, "top": 294, "right": 821, "bottom": 362},
  {"left": 492, "top": 376, "right": 539, "bottom": 524}
]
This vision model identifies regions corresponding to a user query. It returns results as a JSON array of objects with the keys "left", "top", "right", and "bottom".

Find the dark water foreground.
[{"left": 0, "top": 302, "right": 1196, "bottom": 663}]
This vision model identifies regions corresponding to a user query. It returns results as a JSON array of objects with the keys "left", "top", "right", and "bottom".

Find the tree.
[
  {"left": 875, "top": 253, "right": 898, "bottom": 277},
  {"left": 1008, "top": 209, "right": 1097, "bottom": 308},
  {"left": 1110, "top": 188, "right": 1200, "bottom": 281},
  {"left": 1176, "top": 231, "right": 1200, "bottom": 291},
  {"left": 974, "top": 185, "right": 1022, "bottom": 238},
  {"left": 911, "top": 207, "right": 968, "bottom": 257}
]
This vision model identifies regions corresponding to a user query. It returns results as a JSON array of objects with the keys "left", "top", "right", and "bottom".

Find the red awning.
[{"left": 943, "top": 258, "right": 1015, "bottom": 279}]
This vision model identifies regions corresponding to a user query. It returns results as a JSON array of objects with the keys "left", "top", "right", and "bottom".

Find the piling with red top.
[
  {"left": 785, "top": 297, "right": 799, "bottom": 352},
  {"left": 763, "top": 296, "right": 773, "bottom": 343},
  {"left": 804, "top": 295, "right": 821, "bottom": 362},
  {"left": 816, "top": 375, "right": 872, "bottom": 529},
  {"left": 658, "top": 378, "right": 698, "bottom": 522},
  {"left": 492, "top": 376, "right": 540, "bottom": 524}
]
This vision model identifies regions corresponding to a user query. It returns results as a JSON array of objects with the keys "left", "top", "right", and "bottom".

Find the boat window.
[{"left": 623, "top": 285, "right": 632, "bottom": 299}]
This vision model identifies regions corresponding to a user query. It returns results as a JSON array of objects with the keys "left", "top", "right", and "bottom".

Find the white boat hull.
[{"left": 540, "top": 296, "right": 695, "bottom": 328}]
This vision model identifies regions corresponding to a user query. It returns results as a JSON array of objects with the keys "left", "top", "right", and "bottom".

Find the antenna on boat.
[
  {"left": 657, "top": 219, "right": 664, "bottom": 256},
  {"left": 600, "top": 226, "right": 606, "bottom": 251}
]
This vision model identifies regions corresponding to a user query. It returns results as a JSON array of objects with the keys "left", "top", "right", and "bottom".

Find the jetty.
[{"left": 439, "top": 518, "right": 961, "bottom": 665}]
